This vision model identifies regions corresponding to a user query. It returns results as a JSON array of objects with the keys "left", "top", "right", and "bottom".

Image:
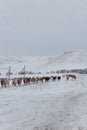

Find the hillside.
[{"left": 0, "top": 51, "right": 87, "bottom": 75}]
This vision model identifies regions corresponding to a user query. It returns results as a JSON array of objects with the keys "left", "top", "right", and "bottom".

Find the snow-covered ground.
[
  {"left": 0, "top": 51, "right": 87, "bottom": 75},
  {"left": 0, "top": 74, "right": 87, "bottom": 130},
  {"left": 0, "top": 51, "right": 87, "bottom": 130}
]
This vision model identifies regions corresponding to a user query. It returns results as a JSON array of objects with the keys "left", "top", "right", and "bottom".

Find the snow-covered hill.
[{"left": 0, "top": 51, "right": 87, "bottom": 74}]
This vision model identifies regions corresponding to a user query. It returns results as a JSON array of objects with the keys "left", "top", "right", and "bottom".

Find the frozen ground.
[{"left": 0, "top": 74, "right": 87, "bottom": 130}]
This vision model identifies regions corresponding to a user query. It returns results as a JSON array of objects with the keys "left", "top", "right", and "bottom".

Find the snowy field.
[
  {"left": 0, "top": 74, "right": 87, "bottom": 130},
  {"left": 0, "top": 51, "right": 87, "bottom": 130}
]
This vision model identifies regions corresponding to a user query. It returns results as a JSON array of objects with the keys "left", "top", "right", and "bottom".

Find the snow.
[
  {"left": 0, "top": 74, "right": 87, "bottom": 130},
  {"left": 0, "top": 51, "right": 87, "bottom": 130},
  {"left": 0, "top": 51, "right": 87, "bottom": 75}
]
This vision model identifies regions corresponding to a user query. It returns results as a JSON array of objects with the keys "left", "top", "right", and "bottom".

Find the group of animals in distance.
[{"left": 0, "top": 74, "right": 77, "bottom": 88}]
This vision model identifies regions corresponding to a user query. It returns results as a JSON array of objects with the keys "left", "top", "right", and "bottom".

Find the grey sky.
[{"left": 0, "top": 0, "right": 87, "bottom": 55}]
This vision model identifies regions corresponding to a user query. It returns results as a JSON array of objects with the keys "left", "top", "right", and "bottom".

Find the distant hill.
[{"left": 0, "top": 51, "right": 87, "bottom": 75}]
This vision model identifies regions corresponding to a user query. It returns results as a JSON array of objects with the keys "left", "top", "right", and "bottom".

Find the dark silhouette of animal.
[
  {"left": 66, "top": 74, "right": 77, "bottom": 80},
  {"left": 44, "top": 77, "right": 50, "bottom": 82},
  {"left": 31, "top": 77, "right": 36, "bottom": 84},
  {"left": 52, "top": 76, "right": 57, "bottom": 81},
  {"left": 1, "top": 78, "right": 10, "bottom": 88},
  {"left": 58, "top": 76, "right": 61, "bottom": 80},
  {"left": 17, "top": 78, "right": 22, "bottom": 86},
  {"left": 23, "top": 77, "right": 31, "bottom": 85},
  {"left": 39, "top": 77, "right": 44, "bottom": 82},
  {"left": 12, "top": 78, "right": 17, "bottom": 86}
]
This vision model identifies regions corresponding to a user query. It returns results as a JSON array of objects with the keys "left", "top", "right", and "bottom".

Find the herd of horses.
[{"left": 0, "top": 74, "right": 77, "bottom": 88}]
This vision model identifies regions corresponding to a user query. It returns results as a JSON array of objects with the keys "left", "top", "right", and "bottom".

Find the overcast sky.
[{"left": 0, "top": 0, "right": 87, "bottom": 55}]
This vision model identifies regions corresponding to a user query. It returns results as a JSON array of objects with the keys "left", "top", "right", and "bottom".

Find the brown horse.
[
  {"left": 66, "top": 74, "right": 77, "bottom": 80},
  {"left": 17, "top": 78, "right": 22, "bottom": 86},
  {"left": 12, "top": 78, "right": 17, "bottom": 86},
  {"left": 1, "top": 78, "right": 10, "bottom": 88}
]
